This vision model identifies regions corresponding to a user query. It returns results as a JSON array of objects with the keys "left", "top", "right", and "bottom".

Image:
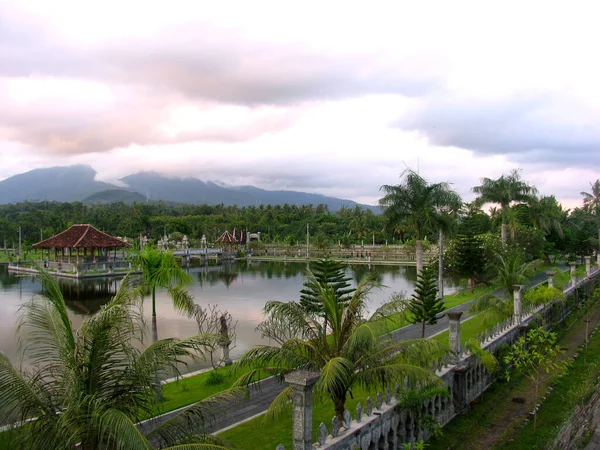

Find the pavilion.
[{"left": 32, "top": 224, "right": 131, "bottom": 274}]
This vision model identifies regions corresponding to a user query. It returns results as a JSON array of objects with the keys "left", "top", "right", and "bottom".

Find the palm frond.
[{"left": 261, "top": 386, "right": 293, "bottom": 423}]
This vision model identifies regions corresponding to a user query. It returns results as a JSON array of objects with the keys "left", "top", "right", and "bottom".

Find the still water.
[{"left": 0, "top": 260, "right": 460, "bottom": 371}]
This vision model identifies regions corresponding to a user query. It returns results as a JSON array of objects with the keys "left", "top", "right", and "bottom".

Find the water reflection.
[{"left": 0, "top": 261, "right": 460, "bottom": 371}]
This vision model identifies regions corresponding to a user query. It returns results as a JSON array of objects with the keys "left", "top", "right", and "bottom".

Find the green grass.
[
  {"left": 426, "top": 298, "right": 600, "bottom": 450},
  {"left": 219, "top": 385, "right": 379, "bottom": 449},
  {"left": 151, "top": 366, "right": 265, "bottom": 417}
]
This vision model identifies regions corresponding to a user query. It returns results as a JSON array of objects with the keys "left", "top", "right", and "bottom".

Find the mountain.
[
  {"left": 83, "top": 189, "right": 149, "bottom": 205},
  {"left": 0, "top": 165, "right": 114, "bottom": 203},
  {"left": 0, "top": 166, "right": 378, "bottom": 212}
]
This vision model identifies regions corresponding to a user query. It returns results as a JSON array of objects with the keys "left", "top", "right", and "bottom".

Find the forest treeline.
[{"left": 0, "top": 197, "right": 596, "bottom": 263}]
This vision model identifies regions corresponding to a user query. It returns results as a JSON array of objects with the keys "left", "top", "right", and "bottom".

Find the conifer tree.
[
  {"left": 300, "top": 257, "right": 355, "bottom": 315},
  {"left": 409, "top": 266, "right": 445, "bottom": 338}
]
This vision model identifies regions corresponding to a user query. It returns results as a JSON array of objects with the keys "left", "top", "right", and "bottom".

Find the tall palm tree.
[
  {"left": 435, "top": 192, "right": 462, "bottom": 299},
  {"left": 0, "top": 269, "right": 241, "bottom": 450},
  {"left": 581, "top": 179, "right": 600, "bottom": 253},
  {"left": 379, "top": 169, "right": 461, "bottom": 274},
  {"left": 235, "top": 275, "right": 446, "bottom": 422},
  {"left": 472, "top": 169, "right": 538, "bottom": 244},
  {"left": 134, "top": 246, "right": 195, "bottom": 341}
]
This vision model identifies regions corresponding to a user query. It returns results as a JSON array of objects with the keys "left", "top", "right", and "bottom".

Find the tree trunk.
[
  {"left": 421, "top": 320, "right": 426, "bottom": 338},
  {"left": 333, "top": 393, "right": 346, "bottom": 422},
  {"left": 416, "top": 240, "right": 423, "bottom": 275},
  {"left": 152, "top": 316, "right": 158, "bottom": 342},
  {"left": 501, "top": 222, "right": 508, "bottom": 244},
  {"left": 438, "top": 229, "right": 444, "bottom": 300}
]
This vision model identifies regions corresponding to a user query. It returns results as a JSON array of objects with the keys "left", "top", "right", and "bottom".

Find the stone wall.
[{"left": 275, "top": 267, "right": 600, "bottom": 450}]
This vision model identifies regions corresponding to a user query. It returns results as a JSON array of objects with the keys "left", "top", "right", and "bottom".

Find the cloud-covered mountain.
[{"left": 0, "top": 165, "right": 377, "bottom": 212}]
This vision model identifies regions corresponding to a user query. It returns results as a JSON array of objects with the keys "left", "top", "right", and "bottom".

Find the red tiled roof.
[
  {"left": 216, "top": 230, "right": 238, "bottom": 244},
  {"left": 33, "top": 224, "right": 131, "bottom": 249}
]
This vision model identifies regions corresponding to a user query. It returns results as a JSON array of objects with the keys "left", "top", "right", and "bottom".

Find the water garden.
[{"left": 1, "top": 172, "right": 599, "bottom": 449}]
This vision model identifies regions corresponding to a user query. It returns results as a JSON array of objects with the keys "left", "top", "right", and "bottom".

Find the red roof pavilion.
[
  {"left": 33, "top": 224, "right": 130, "bottom": 264},
  {"left": 33, "top": 224, "right": 130, "bottom": 249},
  {"left": 216, "top": 230, "right": 239, "bottom": 244}
]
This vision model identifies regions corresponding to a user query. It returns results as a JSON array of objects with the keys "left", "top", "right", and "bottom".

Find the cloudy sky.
[{"left": 1, "top": 0, "right": 598, "bottom": 208}]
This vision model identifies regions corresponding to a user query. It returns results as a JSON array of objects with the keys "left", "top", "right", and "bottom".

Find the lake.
[{"left": 0, "top": 260, "right": 460, "bottom": 371}]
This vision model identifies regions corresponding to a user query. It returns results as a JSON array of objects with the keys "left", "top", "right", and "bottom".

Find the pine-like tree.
[
  {"left": 408, "top": 266, "right": 445, "bottom": 338},
  {"left": 453, "top": 216, "right": 487, "bottom": 290},
  {"left": 300, "top": 257, "right": 355, "bottom": 315}
]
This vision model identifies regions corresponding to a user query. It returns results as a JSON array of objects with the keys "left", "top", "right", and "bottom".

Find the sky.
[{"left": 1, "top": 0, "right": 599, "bottom": 209}]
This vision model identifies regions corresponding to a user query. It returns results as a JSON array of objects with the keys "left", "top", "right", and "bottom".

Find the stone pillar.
[
  {"left": 447, "top": 311, "right": 463, "bottom": 364},
  {"left": 513, "top": 285, "right": 524, "bottom": 323},
  {"left": 220, "top": 314, "right": 232, "bottom": 366},
  {"left": 546, "top": 271, "right": 555, "bottom": 289},
  {"left": 585, "top": 256, "right": 592, "bottom": 277},
  {"left": 285, "top": 371, "right": 320, "bottom": 450},
  {"left": 597, "top": 252, "right": 600, "bottom": 270},
  {"left": 570, "top": 262, "right": 578, "bottom": 287}
]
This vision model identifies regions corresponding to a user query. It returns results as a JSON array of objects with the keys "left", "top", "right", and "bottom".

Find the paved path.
[{"left": 142, "top": 265, "right": 568, "bottom": 440}]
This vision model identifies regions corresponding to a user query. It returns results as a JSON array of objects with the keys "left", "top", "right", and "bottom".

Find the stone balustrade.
[{"left": 275, "top": 266, "right": 599, "bottom": 450}]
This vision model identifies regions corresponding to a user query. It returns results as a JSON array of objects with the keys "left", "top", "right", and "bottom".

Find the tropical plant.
[
  {"left": 0, "top": 269, "right": 241, "bottom": 450},
  {"left": 448, "top": 216, "right": 486, "bottom": 290},
  {"left": 379, "top": 169, "right": 461, "bottom": 274},
  {"left": 504, "top": 327, "right": 565, "bottom": 433},
  {"left": 472, "top": 169, "right": 538, "bottom": 244},
  {"left": 134, "top": 246, "right": 194, "bottom": 341},
  {"left": 581, "top": 179, "right": 600, "bottom": 252},
  {"left": 236, "top": 275, "right": 447, "bottom": 422},
  {"left": 408, "top": 266, "right": 445, "bottom": 338},
  {"left": 469, "top": 250, "right": 534, "bottom": 324}
]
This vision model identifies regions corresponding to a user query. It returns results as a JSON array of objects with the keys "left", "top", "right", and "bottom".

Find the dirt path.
[{"left": 433, "top": 303, "right": 600, "bottom": 450}]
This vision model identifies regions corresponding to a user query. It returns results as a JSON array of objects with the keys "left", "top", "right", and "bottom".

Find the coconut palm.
[
  {"left": 0, "top": 269, "right": 241, "bottom": 450},
  {"left": 435, "top": 192, "right": 462, "bottom": 299},
  {"left": 581, "top": 179, "right": 600, "bottom": 251},
  {"left": 235, "top": 274, "right": 446, "bottom": 422},
  {"left": 472, "top": 169, "right": 538, "bottom": 244},
  {"left": 134, "top": 246, "right": 194, "bottom": 341},
  {"left": 380, "top": 169, "right": 461, "bottom": 275}
]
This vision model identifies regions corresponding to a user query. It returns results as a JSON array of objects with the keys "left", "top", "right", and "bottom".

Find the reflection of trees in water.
[
  {"left": 196, "top": 263, "right": 239, "bottom": 289},
  {"left": 349, "top": 264, "right": 384, "bottom": 285},
  {"left": 59, "top": 277, "right": 120, "bottom": 316},
  {"left": 0, "top": 266, "right": 20, "bottom": 289}
]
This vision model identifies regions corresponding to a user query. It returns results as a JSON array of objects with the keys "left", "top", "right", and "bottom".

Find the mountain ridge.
[{"left": 0, "top": 165, "right": 378, "bottom": 212}]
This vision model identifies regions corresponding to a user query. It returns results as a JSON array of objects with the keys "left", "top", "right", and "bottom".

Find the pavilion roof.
[
  {"left": 33, "top": 224, "right": 131, "bottom": 249},
  {"left": 216, "top": 230, "right": 238, "bottom": 244}
]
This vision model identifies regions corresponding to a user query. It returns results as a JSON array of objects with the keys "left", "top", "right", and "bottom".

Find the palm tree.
[
  {"left": 235, "top": 275, "right": 446, "bottom": 422},
  {"left": 581, "top": 179, "right": 600, "bottom": 254},
  {"left": 435, "top": 192, "right": 462, "bottom": 299},
  {"left": 472, "top": 169, "right": 538, "bottom": 244},
  {"left": 380, "top": 169, "right": 461, "bottom": 274},
  {"left": 0, "top": 269, "right": 241, "bottom": 450},
  {"left": 134, "top": 246, "right": 195, "bottom": 341},
  {"left": 470, "top": 250, "right": 534, "bottom": 324}
]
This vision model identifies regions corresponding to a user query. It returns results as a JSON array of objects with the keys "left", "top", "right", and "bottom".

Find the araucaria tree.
[
  {"left": 408, "top": 266, "right": 445, "bottom": 338},
  {"left": 0, "top": 269, "right": 241, "bottom": 450},
  {"left": 299, "top": 257, "right": 355, "bottom": 314},
  {"left": 236, "top": 275, "right": 447, "bottom": 422},
  {"left": 472, "top": 168, "right": 537, "bottom": 244},
  {"left": 379, "top": 169, "right": 461, "bottom": 275},
  {"left": 134, "top": 246, "right": 195, "bottom": 341}
]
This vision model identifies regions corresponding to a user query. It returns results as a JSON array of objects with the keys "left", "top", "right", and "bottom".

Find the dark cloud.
[{"left": 398, "top": 93, "right": 600, "bottom": 164}]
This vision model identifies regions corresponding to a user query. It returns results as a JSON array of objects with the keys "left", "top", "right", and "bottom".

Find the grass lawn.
[{"left": 219, "top": 384, "right": 380, "bottom": 449}]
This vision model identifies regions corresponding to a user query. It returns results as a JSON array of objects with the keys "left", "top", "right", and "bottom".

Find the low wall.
[{"left": 276, "top": 267, "right": 600, "bottom": 450}]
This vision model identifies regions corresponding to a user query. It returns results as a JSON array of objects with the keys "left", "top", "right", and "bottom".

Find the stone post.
[
  {"left": 585, "top": 256, "right": 591, "bottom": 278},
  {"left": 513, "top": 285, "right": 524, "bottom": 323},
  {"left": 546, "top": 271, "right": 555, "bottom": 289},
  {"left": 597, "top": 252, "right": 600, "bottom": 270},
  {"left": 285, "top": 371, "right": 320, "bottom": 450},
  {"left": 447, "top": 311, "right": 463, "bottom": 364},
  {"left": 570, "top": 262, "right": 578, "bottom": 287}
]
